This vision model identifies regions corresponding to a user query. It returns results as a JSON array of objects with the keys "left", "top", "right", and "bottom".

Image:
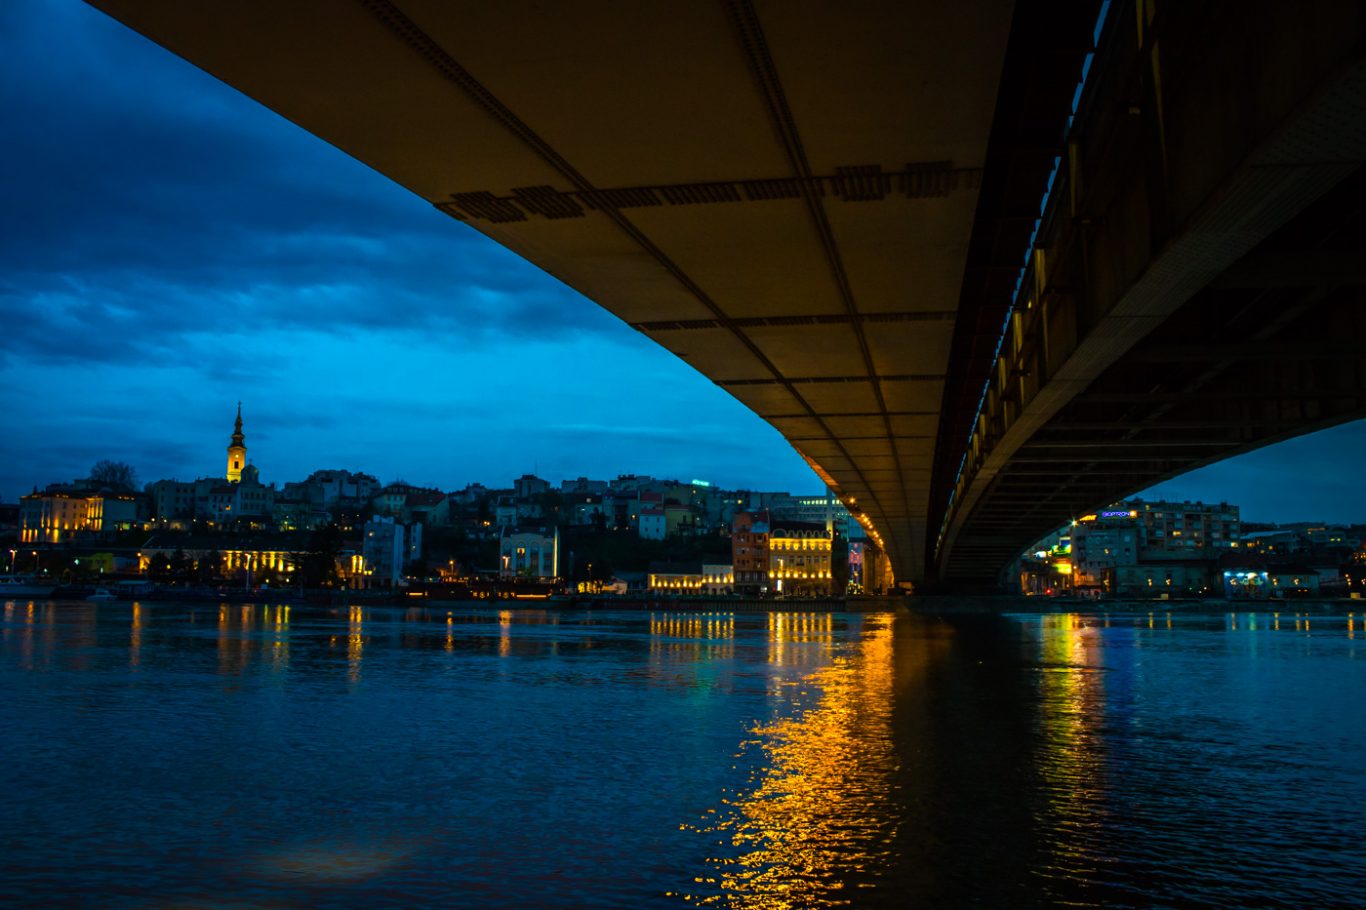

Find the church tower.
[{"left": 226, "top": 402, "right": 246, "bottom": 483}]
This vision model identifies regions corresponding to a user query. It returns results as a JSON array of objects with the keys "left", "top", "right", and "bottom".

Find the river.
[{"left": 2, "top": 600, "right": 1363, "bottom": 907}]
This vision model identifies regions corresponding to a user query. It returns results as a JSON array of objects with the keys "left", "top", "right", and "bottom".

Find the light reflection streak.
[
  {"left": 683, "top": 613, "right": 896, "bottom": 908},
  {"left": 348, "top": 605, "right": 364, "bottom": 681},
  {"left": 129, "top": 602, "right": 142, "bottom": 668},
  {"left": 1033, "top": 614, "right": 1108, "bottom": 876},
  {"left": 765, "top": 612, "right": 834, "bottom": 670},
  {"left": 269, "top": 604, "right": 290, "bottom": 673},
  {"left": 649, "top": 613, "right": 736, "bottom": 665}
]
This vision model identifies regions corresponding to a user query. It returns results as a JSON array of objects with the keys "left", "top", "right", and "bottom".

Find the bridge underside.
[
  {"left": 89, "top": 1, "right": 1363, "bottom": 587},
  {"left": 943, "top": 168, "right": 1366, "bottom": 581},
  {"left": 91, "top": 0, "right": 1061, "bottom": 583},
  {"left": 934, "top": 0, "right": 1366, "bottom": 583}
]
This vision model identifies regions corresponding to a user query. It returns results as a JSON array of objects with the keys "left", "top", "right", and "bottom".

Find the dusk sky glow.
[{"left": 3, "top": 0, "right": 1363, "bottom": 524}]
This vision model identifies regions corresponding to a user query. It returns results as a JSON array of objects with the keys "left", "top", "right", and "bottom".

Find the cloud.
[{"left": 0, "top": 0, "right": 632, "bottom": 363}]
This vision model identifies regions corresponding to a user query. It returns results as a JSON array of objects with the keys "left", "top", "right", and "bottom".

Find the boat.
[
  {"left": 87, "top": 587, "right": 117, "bottom": 601},
  {"left": 0, "top": 575, "right": 59, "bottom": 598}
]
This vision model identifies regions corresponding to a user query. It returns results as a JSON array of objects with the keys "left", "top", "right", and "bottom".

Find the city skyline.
[{"left": 2, "top": 0, "right": 1364, "bottom": 525}]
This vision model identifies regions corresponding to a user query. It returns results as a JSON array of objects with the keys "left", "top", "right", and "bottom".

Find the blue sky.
[{"left": 1, "top": 0, "right": 1362, "bottom": 524}]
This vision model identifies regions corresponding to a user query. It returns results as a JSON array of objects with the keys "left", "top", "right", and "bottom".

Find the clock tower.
[{"left": 226, "top": 403, "right": 246, "bottom": 483}]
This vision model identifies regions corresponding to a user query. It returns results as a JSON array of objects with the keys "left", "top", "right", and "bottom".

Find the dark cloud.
[{"left": 0, "top": 0, "right": 631, "bottom": 366}]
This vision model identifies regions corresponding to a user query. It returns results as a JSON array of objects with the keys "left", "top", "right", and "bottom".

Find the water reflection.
[
  {"left": 1031, "top": 614, "right": 1110, "bottom": 894},
  {"left": 686, "top": 614, "right": 897, "bottom": 908},
  {"left": 1, "top": 604, "right": 1363, "bottom": 908},
  {"left": 129, "top": 602, "right": 142, "bottom": 669},
  {"left": 348, "top": 604, "right": 365, "bottom": 682},
  {"left": 650, "top": 613, "right": 736, "bottom": 666}
]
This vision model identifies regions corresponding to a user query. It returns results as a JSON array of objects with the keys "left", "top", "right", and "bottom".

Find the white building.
[
  {"left": 638, "top": 507, "right": 667, "bottom": 540},
  {"left": 362, "top": 516, "right": 423, "bottom": 587},
  {"left": 702, "top": 563, "right": 734, "bottom": 595},
  {"left": 499, "top": 527, "right": 560, "bottom": 580}
]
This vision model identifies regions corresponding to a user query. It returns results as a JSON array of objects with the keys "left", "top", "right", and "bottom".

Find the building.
[
  {"left": 145, "top": 405, "right": 278, "bottom": 527},
  {"left": 767, "top": 520, "right": 833, "bottom": 596},
  {"left": 702, "top": 563, "right": 734, "bottom": 595},
  {"left": 561, "top": 477, "right": 608, "bottom": 495},
  {"left": 1062, "top": 499, "right": 1240, "bottom": 596},
  {"left": 663, "top": 503, "right": 701, "bottom": 536},
  {"left": 361, "top": 516, "right": 422, "bottom": 587},
  {"left": 513, "top": 474, "right": 550, "bottom": 499},
  {"left": 271, "top": 496, "right": 330, "bottom": 532},
  {"left": 19, "top": 489, "right": 139, "bottom": 542},
  {"left": 499, "top": 527, "right": 559, "bottom": 580},
  {"left": 226, "top": 402, "right": 246, "bottom": 483},
  {"left": 732, "top": 510, "right": 771, "bottom": 594},
  {"left": 282, "top": 469, "right": 380, "bottom": 508},
  {"left": 138, "top": 533, "right": 304, "bottom": 582},
  {"left": 648, "top": 561, "right": 703, "bottom": 593},
  {"left": 769, "top": 491, "right": 850, "bottom": 530},
  {"left": 638, "top": 507, "right": 666, "bottom": 540},
  {"left": 1070, "top": 510, "right": 1140, "bottom": 590},
  {"left": 147, "top": 479, "right": 196, "bottom": 523},
  {"left": 847, "top": 540, "right": 890, "bottom": 595},
  {"left": 569, "top": 497, "right": 606, "bottom": 526},
  {"left": 1132, "top": 499, "right": 1240, "bottom": 556},
  {"left": 372, "top": 481, "right": 440, "bottom": 517},
  {"left": 493, "top": 495, "right": 519, "bottom": 529},
  {"left": 403, "top": 490, "right": 450, "bottom": 526}
]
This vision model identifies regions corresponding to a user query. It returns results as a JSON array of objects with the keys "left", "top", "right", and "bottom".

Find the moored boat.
[{"left": 0, "top": 575, "right": 59, "bottom": 598}]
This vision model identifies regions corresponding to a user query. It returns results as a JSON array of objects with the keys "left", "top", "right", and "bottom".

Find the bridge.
[{"left": 89, "top": 0, "right": 1366, "bottom": 588}]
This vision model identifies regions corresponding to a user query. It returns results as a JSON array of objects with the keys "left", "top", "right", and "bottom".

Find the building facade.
[
  {"left": 499, "top": 527, "right": 559, "bottom": 580},
  {"left": 361, "top": 516, "right": 423, "bottom": 588},
  {"left": 732, "top": 510, "right": 771, "bottom": 594},
  {"left": 767, "top": 520, "right": 833, "bottom": 596}
]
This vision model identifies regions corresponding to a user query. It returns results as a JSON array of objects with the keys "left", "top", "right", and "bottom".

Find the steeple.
[{"left": 226, "top": 402, "right": 247, "bottom": 483}]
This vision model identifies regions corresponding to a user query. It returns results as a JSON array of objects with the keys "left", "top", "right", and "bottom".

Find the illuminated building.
[
  {"left": 1131, "top": 499, "right": 1241, "bottom": 555},
  {"left": 226, "top": 402, "right": 246, "bottom": 483},
  {"left": 498, "top": 526, "right": 559, "bottom": 580},
  {"left": 137, "top": 536, "right": 302, "bottom": 579},
  {"left": 19, "top": 489, "right": 138, "bottom": 542},
  {"left": 648, "top": 562, "right": 704, "bottom": 592},
  {"left": 702, "top": 563, "right": 734, "bottom": 595},
  {"left": 1053, "top": 499, "right": 1241, "bottom": 596},
  {"left": 148, "top": 404, "right": 279, "bottom": 526},
  {"left": 1070, "top": 511, "right": 1138, "bottom": 591},
  {"left": 767, "top": 521, "right": 833, "bottom": 596}
]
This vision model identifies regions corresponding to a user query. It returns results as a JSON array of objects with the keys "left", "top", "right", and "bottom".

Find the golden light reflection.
[
  {"left": 682, "top": 614, "right": 896, "bottom": 908},
  {"left": 499, "top": 609, "right": 512, "bottom": 658},
  {"left": 130, "top": 602, "right": 142, "bottom": 668},
  {"left": 1033, "top": 614, "right": 1108, "bottom": 873},
  {"left": 218, "top": 603, "right": 255, "bottom": 674},
  {"left": 649, "top": 612, "right": 736, "bottom": 665},
  {"left": 268, "top": 604, "right": 290, "bottom": 673},
  {"left": 348, "top": 605, "right": 364, "bottom": 681},
  {"left": 765, "top": 612, "right": 835, "bottom": 669}
]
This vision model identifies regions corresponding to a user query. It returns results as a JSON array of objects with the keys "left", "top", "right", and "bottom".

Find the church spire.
[{"left": 226, "top": 402, "right": 247, "bottom": 483}]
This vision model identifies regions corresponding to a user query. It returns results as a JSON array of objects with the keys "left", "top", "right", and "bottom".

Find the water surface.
[{"left": 2, "top": 600, "right": 1363, "bottom": 907}]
